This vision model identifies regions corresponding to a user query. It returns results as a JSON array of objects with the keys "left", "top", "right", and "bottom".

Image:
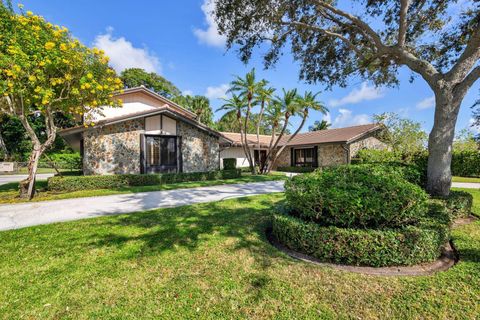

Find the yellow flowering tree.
[{"left": 0, "top": 3, "right": 123, "bottom": 199}]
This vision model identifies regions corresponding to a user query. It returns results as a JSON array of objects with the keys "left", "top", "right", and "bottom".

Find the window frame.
[{"left": 293, "top": 147, "right": 316, "bottom": 167}]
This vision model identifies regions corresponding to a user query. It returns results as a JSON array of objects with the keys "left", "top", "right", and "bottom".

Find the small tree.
[
  {"left": 373, "top": 112, "right": 427, "bottom": 162},
  {"left": 0, "top": 4, "right": 122, "bottom": 199},
  {"left": 214, "top": 0, "right": 480, "bottom": 196},
  {"left": 183, "top": 95, "right": 214, "bottom": 126}
]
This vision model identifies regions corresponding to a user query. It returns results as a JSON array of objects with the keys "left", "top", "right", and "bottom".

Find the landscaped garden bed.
[{"left": 271, "top": 165, "right": 473, "bottom": 267}]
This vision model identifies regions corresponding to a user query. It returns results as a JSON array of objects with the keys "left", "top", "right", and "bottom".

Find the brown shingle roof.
[{"left": 220, "top": 124, "right": 382, "bottom": 147}]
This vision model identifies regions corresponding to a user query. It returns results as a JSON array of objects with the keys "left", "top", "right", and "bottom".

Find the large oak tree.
[{"left": 213, "top": 0, "right": 480, "bottom": 196}]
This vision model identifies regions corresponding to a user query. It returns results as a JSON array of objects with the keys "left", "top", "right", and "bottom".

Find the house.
[
  {"left": 60, "top": 86, "right": 226, "bottom": 175},
  {"left": 219, "top": 124, "right": 386, "bottom": 169}
]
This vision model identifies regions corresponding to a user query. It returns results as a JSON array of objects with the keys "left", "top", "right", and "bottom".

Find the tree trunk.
[
  {"left": 426, "top": 90, "right": 462, "bottom": 197},
  {"left": 0, "top": 131, "right": 8, "bottom": 159},
  {"left": 19, "top": 146, "right": 42, "bottom": 199}
]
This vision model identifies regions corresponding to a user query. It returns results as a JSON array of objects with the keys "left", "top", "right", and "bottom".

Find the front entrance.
[
  {"left": 254, "top": 149, "right": 267, "bottom": 168},
  {"left": 144, "top": 135, "right": 178, "bottom": 173}
]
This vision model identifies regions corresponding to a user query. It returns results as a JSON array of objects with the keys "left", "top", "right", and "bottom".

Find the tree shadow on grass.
[{"left": 88, "top": 195, "right": 286, "bottom": 267}]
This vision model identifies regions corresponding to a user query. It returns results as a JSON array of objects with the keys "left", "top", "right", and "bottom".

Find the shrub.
[
  {"left": 353, "top": 149, "right": 401, "bottom": 164},
  {"left": 48, "top": 153, "right": 82, "bottom": 170},
  {"left": 276, "top": 166, "right": 316, "bottom": 173},
  {"left": 285, "top": 165, "right": 429, "bottom": 229},
  {"left": 223, "top": 158, "right": 237, "bottom": 170},
  {"left": 48, "top": 169, "right": 242, "bottom": 192},
  {"left": 451, "top": 150, "right": 480, "bottom": 177},
  {"left": 433, "top": 190, "right": 473, "bottom": 219},
  {"left": 272, "top": 209, "right": 449, "bottom": 267}
]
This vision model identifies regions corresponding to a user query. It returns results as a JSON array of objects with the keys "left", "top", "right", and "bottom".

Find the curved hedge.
[
  {"left": 272, "top": 208, "right": 450, "bottom": 267},
  {"left": 285, "top": 165, "right": 429, "bottom": 229}
]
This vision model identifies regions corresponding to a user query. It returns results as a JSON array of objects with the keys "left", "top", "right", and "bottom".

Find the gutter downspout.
[{"left": 341, "top": 143, "right": 350, "bottom": 164}]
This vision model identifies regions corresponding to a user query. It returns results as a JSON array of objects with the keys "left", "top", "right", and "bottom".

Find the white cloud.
[
  {"left": 193, "top": 0, "right": 226, "bottom": 48},
  {"left": 333, "top": 109, "right": 370, "bottom": 128},
  {"left": 322, "top": 112, "right": 332, "bottom": 124},
  {"left": 416, "top": 96, "right": 435, "bottom": 110},
  {"left": 93, "top": 27, "right": 161, "bottom": 73},
  {"left": 469, "top": 118, "right": 480, "bottom": 134},
  {"left": 329, "top": 82, "right": 384, "bottom": 107},
  {"left": 205, "top": 83, "right": 229, "bottom": 99}
]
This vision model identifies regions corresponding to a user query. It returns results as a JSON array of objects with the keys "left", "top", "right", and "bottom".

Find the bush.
[
  {"left": 46, "top": 153, "right": 82, "bottom": 169},
  {"left": 276, "top": 166, "right": 316, "bottom": 173},
  {"left": 451, "top": 150, "right": 480, "bottom": 177},
  {"left": 272, "top": 208, "right": 449, "bottom": 267},
  {"left": 352, "top": 149, "right": 401, "bottom": 164},
  {"left": 285, "top": 165, "right": 429, "bottom": 229},
  {"left": 223, "top": 158, "right": 237, "bottom": 170},
  {"left": 433, "top": 190, "right": 473, "bottom": 219},
  {"left": 48, "top": 169, "right": 242, "bottom": 192}
]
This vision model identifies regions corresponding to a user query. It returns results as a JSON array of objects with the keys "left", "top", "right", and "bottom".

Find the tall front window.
[
  {"left": 145, "top": 136, "right": 177, "bottom": 173},
  {"left": 294, "top": 148, "right": 314, "bottom": 167}
]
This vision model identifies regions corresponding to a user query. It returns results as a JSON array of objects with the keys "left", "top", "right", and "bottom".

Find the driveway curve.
[{"left": 0, "top": 181, "right": 284, "bottom": 231}]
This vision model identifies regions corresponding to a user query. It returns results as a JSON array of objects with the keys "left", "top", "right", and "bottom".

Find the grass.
[
  {"left": 452, "top": 176, "right": 480, "bottom": 183},
  {"left": 0, "top": 172, "right": 286, "bottom": 204},
  {"left": 0, "top": 190, "right": 479, "bottom": 318}
]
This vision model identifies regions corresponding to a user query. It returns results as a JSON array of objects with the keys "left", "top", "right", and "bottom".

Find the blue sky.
[{"left": 13, "top": 0, "right": 480, "bottom": 134}]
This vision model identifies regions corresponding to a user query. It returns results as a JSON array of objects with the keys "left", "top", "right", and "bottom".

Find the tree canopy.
[
  {"left": 120, "top": 68, "right": 181, "bottom": 99},
  {"left": 309, "top": 119, "right": 330, "bottom": 131}
]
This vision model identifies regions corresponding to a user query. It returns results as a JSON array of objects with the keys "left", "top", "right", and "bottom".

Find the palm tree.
[
  {"left": 185, "top": 95, "right": 214, "bottom": 126},
  {"left": 217, "top": 94, "right": 252, "bottom": 164},
  {"left": 253, "top": 82, "right": 275, "bottom": 151},
  {"left": 309, "top": 119, "right": 331, "bottom": 131},
  {"left": 228, "top": 69, "right": 264, "bottom": 173},
  {"left": 265, "top": 91, "right": 327, "bottom": 173}
]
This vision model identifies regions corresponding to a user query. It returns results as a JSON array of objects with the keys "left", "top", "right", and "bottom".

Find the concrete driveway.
[
  {"left": 0, "top": 180, "right": 285, "bottom": 231},
  {"left": 0, "top": 174, "right": 54, "bottom": 185}
]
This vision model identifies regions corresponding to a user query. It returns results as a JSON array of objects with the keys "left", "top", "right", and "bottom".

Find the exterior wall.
[
  {"left": 349, "top": 135, "right": 387, "bottom": 159},
  {"left": 178, "top": 121, "right": 220, "bottom": 173},
  {"left": 83, "top": 118, "right": 144, "bottom": 175},
  {"left": 220, "top": 147, "right": 251, "bottom": 168},
  {"left": 274, "top": 144, "right": 348, "bottom": 168}
]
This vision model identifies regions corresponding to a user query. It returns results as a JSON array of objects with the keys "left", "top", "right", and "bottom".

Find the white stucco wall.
[
  {"left": 92, "top": 102, "right": 158, "bottom": 121},
  {"left": 220, "top": 147, "right": 252, "bottom": 168}
]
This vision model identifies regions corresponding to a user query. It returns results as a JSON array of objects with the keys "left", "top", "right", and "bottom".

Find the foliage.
[
  {"left": 120, "top": 68, "right": 181, "bottom": 99},
  {"left": 276, "top": 166, "right": 316, "bottom": 173},
  {"left": 272, "top": 205, "right": 450, "bottom": 267},
  {"left": 179, "top": 95, "right": 214, "bottom": 126},
  {"left": 0, "top": 3, "right": 122, "bottom": 198},
  {"left": 47, "top": 169, "right": 242, "bottom": 192},
  {"left": 222, "top": 158, "right": 236, "bottom": 170},
  {"left": 352, "top": 149, "right": 401, "bottom": 163},
  {"left": 453, "top": 128, "right": 479, "bottom": 152},
  {"left": 308, "top": 120, "right": 330, "bottom": 131},
  {"left": 284, "top": 165, "right": 429, "bottom": 229},
  {"left": 373, "top": 112, "right": 427, "bottom": 161},
  {"left": 47, "top": 152, "right": 81, "bottom": 169},
  {"left": 433, "top": 190, "right": 473, "bottom": 219}
]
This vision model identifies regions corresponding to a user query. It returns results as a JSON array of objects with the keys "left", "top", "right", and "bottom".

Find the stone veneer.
[
  {"left": 83, "top": 117, "right": 220, "bottom": 175},
  {"left": 274, "top": 144, "right": 348, "bottom": 168},
  {"left": 349, "top": 135, "right": 386, "bottom": 158},
  {"left": 178, "top": 121, "right": 220, "bottom": 172},
  {"left": 83, "top": 118, "right": 143, "bottom": 175}
]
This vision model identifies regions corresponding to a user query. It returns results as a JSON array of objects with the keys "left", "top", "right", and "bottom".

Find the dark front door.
[{"left": 145, "top": 135, "right": 178, "bottom": 173}]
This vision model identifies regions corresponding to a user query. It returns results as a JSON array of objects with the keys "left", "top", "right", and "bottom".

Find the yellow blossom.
[
  {"left": 87, "top": 73, "right": 93, "bottom": 79},
  {"left": 7, "top": 82, "right": 13, "bottom": 88},
  {"left": 28, "top": 75, "right": 36, "bottom": 82},
  {"left": 65, "top": 74, "right": 72, "bottom": 81},
  {"left": 44, "top": 42, "right": 55, "bottom": 50},
  {"left": 60, "top": 43, "right": 67, "bottom": 51},
  {"left": 39, "top": 61, "right": 46, "bottom": 67},
  {"left": 26, "top": 11, "right": 33, "bottom": 16}
]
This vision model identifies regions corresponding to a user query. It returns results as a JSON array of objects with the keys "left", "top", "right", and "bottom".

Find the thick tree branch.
[
  {"left": 398, "top": 0, "right": 410, "bottom": 47},
  {"left": 285, "top": 21, "right": 367, "bottom": 59},
  {"left": 455, "top": 65, "right": 480, "bottom": 97},
  {"left": 446, "top": 27, "right": 480, "bottom": 83}
]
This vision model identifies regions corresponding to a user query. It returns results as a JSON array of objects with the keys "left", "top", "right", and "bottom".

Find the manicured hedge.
[
  {"left": 223, "top": 158, "right": 237, "bottom": 170},
  {"left": 285, "top": 165, "right": 429, "bottom": 229},
  {"left": 276, "top": 166, "right": 317, "bottom": 173},
  {"left": 272, "top": 207, "right": 450, "bottom": 267},
  {"left": 48, "top": 169, "right": 242, "bottom": 192}
]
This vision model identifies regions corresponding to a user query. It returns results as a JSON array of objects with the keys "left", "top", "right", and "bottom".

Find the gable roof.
[
  {"left": 220, "top": 123, "right": 383, "bottom": 148},
  {"left": 60, "top": 86, "right": 222, "bottom": 138}
]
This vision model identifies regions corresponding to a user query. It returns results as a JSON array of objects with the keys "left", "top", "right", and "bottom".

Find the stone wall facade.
[
  {"left": 83, "top": 118, "right": 144, "bottom": 175},
  {"left": 274, "top": 143, "right": 348, "bottom": 168},
  {"left": 83, "top": 117, "right": 220, "bottom": 175},
  {"left": 349, "top": 135, "right": 387, "bottom": 158},
  {"left": 178, "top": 121, "right": 220, "bottom": 173}
]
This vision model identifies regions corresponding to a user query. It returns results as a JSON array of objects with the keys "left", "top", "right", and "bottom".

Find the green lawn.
[
  {"left": 0, "top": 173, "right": 286, "bottom": 204},
  {"left": 452, "top": 176, "right": 480, "bottom": 183},
  {"left": 0, "top": 190, "right": 479, "bottom": 318}
]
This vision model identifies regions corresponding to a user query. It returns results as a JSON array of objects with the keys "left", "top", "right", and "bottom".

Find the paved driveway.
[
  {"left": 452, "top": 182, "right": 480, "bottom": 189},
  {"left": 0, "top": 181, "right": 284, "bottom": 231},
  {"left": 0, "top": 174, "right": 54, "bottom": 185}
]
